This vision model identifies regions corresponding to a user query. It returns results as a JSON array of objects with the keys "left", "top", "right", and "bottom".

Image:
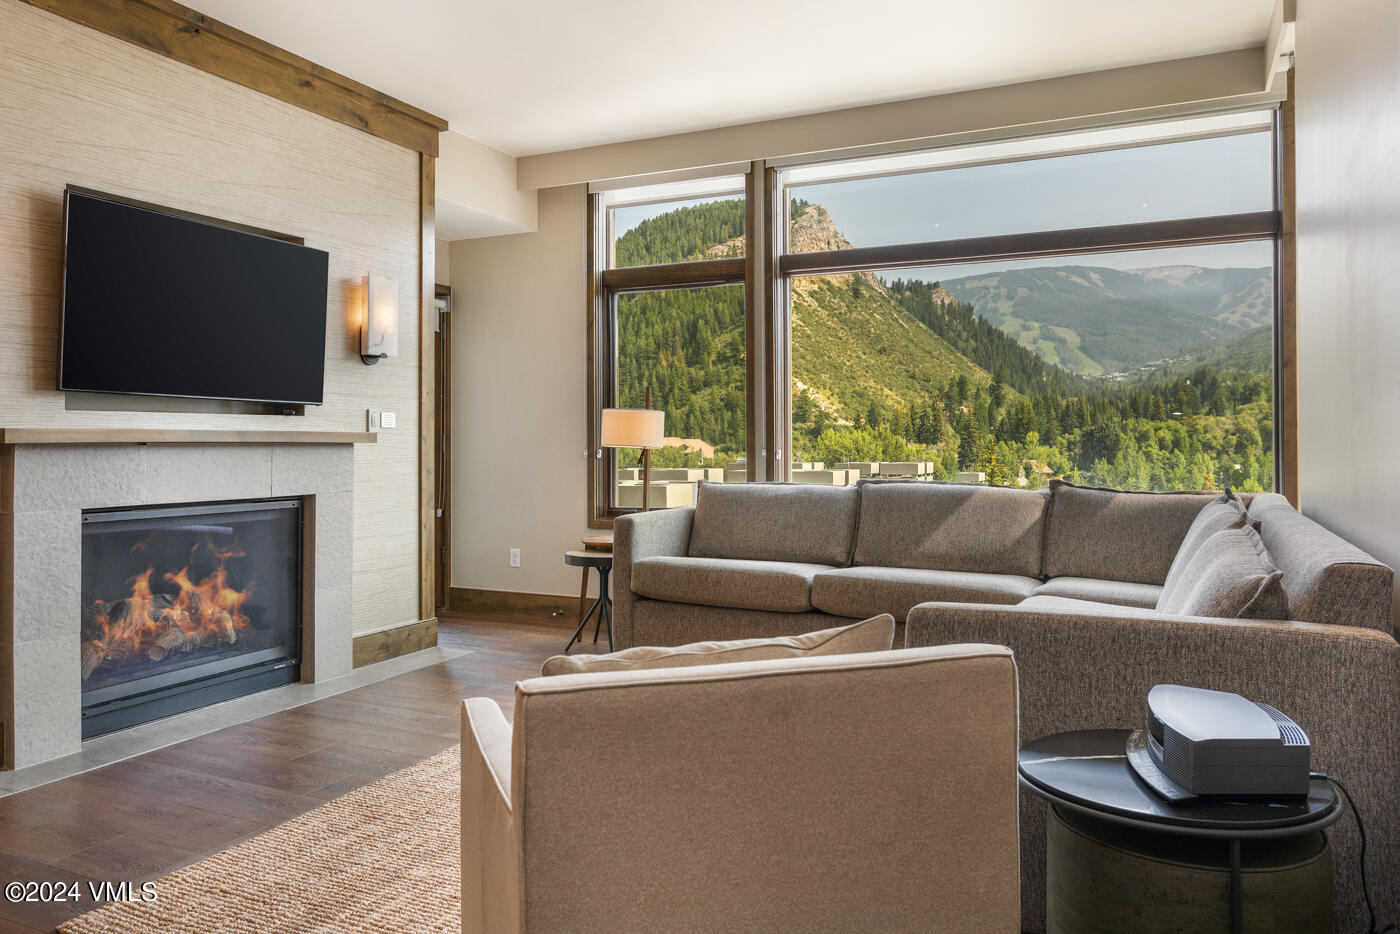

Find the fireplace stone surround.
[{"left": 1, "top": 438, "right": 360, "bottom": 770}]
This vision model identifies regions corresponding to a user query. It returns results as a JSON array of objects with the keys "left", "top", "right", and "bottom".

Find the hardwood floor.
[{"left": 0, "top": 612, "right": 594, "bottom": 933}]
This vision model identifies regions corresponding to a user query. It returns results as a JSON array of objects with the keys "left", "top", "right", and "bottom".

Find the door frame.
[{"left": 433, "top": 284, "right": 452, "bottom": 611}]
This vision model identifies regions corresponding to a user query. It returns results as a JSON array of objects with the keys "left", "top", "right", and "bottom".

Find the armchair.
[{"left": 461, "top": 644, "right": 1020, "bottom": 933}]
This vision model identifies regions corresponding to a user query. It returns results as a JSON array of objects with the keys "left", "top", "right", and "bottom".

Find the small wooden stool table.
[{"left": 563, "top": 549, "right": 613, "bottom": 653}]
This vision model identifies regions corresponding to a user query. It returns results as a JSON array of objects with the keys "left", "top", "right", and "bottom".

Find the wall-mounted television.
[{"left": 59, "top": 187, "right": 329, "bottom": 406}]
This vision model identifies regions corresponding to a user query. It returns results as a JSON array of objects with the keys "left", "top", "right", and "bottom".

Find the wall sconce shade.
[
  {"left": 362, "top": 273, "right": 398, "bottom": 365},
  {"left": 600, "top": 408, "right": 665, "bottom": 450}
]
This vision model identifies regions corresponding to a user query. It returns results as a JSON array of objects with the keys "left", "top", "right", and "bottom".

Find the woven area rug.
[{"left": 60, "top": 746, "right": 462, "bottom": 934}]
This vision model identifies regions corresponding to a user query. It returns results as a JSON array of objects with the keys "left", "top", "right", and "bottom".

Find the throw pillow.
[
  {"left": 539, "top": 613, "right": 896, "bottom": 677},
  {"left": 1156, "top": 525, "right": 1288, "bottom": 619},
  {"left": 1157, "top": 492, "right": 1249, "bottom": 608}
]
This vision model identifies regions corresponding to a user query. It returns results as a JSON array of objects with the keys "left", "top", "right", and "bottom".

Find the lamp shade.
[
  {"left": 362, "top": 273, "right": 399, "bottom": 359},
  {"left": 600, "top": 408, "right": 665, "bottom": 449}
]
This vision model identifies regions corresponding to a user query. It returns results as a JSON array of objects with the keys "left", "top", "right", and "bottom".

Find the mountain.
[
  {"left": 939, "top": 265, "right": 1272, "bottom": 376},
  {"left": 791, "top": 272, "right": 990, "bottom": 421}
]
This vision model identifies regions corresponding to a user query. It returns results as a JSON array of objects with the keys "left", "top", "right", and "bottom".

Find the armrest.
[
  {"left": 614, "top": 505, "right": 694, "bottom": 562},
  {"left": 905, "top": 598, "right": 1400, "bottom": 744},
  {"left": 461, "top": 698, "right": 519, "bottom": 934},
  {"left": 611, "top": 506, "right": 694, "bottom": 648}
]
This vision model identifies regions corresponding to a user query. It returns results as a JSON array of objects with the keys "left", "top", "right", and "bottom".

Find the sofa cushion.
[
  {"left": 1043, "top": 480, "right": 1221, "bottom": 585},
  {"left": 632, "top": 555, "right": 833, "bottom": 613},
  {"left": 539, "top": 614, "right": 896, "bottom": 676},
  {"left": 687, "top": 481, "right": 860, "bottom": 567},
  {"left": 1249, "top": 493, "right": 1395, "bottom": 630},
  {"left": 1156, "top": 525, "right": 1288, "bottom": 619},
  {"left": 1032, "top": 577, "right": 1163, "bottom": 609},
  {"left": 852, "top": 481, "right": 1048, "bottom": 578},
  {"left": 811, "top": 566, "right": 1039, "bottom": 621},
  {"left": 1157, "top": 492, "right": 1249, "bottom": 609}
]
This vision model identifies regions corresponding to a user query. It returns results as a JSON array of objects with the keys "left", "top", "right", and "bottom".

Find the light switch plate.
[
  {"left": 381, "top": 411, "right": 397, "bottom": 429},
  {"left": 367, "top": 409, "right": 380, "bottom": 431}
]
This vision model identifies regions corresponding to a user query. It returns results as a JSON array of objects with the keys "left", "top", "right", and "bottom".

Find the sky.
[{"left": 614, "top": 130, "right": 1275, "bottom": 283}]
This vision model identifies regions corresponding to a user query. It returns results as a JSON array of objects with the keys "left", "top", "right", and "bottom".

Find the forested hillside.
[{"left": 612, "top": 197, "right": 1273, "bottom": 491}]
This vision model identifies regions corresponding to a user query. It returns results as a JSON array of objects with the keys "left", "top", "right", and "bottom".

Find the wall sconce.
[{"left": 361, "top": 273, "right": 398, "bottom": 365}]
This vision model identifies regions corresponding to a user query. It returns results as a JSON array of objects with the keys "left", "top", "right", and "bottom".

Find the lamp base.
[{"left": 360, "top": 353, "right": 385, "bottom": 366}]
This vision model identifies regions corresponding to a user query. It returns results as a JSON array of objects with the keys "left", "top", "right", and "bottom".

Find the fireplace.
[{"left": 79, "top": 499, "right": 302, "bottom": 738}]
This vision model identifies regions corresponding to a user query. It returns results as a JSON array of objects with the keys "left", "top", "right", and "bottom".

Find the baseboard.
[
  {"left": 352, "top": 617, "right": 438, "bottom": 668},
  {"left": 447, "top": 587, "right": 578, "bottom": 625}
]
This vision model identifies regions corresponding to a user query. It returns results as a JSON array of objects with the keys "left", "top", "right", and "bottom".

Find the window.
[
  {"left": 778, "top": 111, "right": 1279, "bottom": 492},
  {"left": 587, "top": 111, "right": 1285, "bottom": 523},
  {"left": 589, "top": 178, "right": 749, "bottom": 521}
]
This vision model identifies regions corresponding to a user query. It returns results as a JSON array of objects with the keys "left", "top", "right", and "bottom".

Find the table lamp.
[{"left": 601, "top": 401, "right": 665, "bottom": 511}]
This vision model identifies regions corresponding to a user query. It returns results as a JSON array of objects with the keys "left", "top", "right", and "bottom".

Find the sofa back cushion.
[
  {"left": 1043, "top": 480, "right": 1220, "bottom": 585},
  {"left": 1157, "top": 492, "right": 1249, "bottom": 608},
  {"left": 688, "top": 481, "right": 860, "bottom": 566},
  {"left": 539, "top": 614, "right": 896, "bottom": 677},
  {"left": 1248, "top": 493, "right": 1395, "bottom": 630},
  {"left": 1156, "top": 525, "right": 1288, "bottom": 619},
  {"left": 853, "top": 481, "right": 1048, "bottom": 578}
]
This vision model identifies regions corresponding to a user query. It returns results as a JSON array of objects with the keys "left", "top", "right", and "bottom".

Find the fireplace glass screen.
[{"left": 79, "top": 499, "right": 301, "bottom": 737}]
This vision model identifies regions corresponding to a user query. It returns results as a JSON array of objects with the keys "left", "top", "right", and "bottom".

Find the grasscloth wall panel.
[{"left": 0, "top": 1, "right": 421, "bottom": 634}]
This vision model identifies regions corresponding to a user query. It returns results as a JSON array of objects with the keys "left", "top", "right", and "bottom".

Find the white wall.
[
  {"left": 437, "top": 131, "right": 538, "bottom": 240},
  {"left": 449, "top": 186, "right": 592, "bottom": 596},
  {"left": 1294, "top": 0, "right": 1400, "bottom": 619},
  {"left": 435, "top": 237, "right": 451, "bottom": 287}
]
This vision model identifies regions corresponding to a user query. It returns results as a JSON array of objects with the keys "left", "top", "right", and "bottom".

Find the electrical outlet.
[
  {"left": 509, "top": 548, "right": 521, "bottom": 568},
  {"left": 367, "top": 408, "right": 381, "bottom": 431},
  {"left": 381, "top": 411, "right": 396, "bottom": 429}
]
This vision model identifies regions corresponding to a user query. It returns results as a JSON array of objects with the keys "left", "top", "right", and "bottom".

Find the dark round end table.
[
  {"left": 1019, "top": 729, "right": 1341, "bottom": 934},
  {"left": 563, "top": 549, "right": 613, "bottom": 653}
]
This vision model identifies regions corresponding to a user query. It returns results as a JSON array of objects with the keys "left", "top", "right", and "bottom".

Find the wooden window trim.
[{"left": 778, "top": 212, "right": 1281, "bottom": 277}]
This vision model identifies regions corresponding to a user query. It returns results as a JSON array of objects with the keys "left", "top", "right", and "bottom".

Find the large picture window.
[
  {"left": 588, "top": 111, "right": 1285, "bottom": 523},
  {"left": 778, "top": 110, "right": 1279, "bottom": 493}
]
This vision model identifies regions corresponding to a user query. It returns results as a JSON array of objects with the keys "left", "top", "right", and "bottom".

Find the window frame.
[{"left": 587, "top": 113, "right": 1294, "bottom": 526}]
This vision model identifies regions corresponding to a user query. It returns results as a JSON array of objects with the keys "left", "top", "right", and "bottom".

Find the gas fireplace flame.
[{"left": 80, "top": 541, "right": 256, "bottom": 681}]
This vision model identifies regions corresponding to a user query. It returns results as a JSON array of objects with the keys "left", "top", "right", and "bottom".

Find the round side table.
[
  {"left": 1018, "top": 729, "right": 1341, "bottom": 934},
  {"left": 563, "top": 549, "right": 613, "bottom": 653}
]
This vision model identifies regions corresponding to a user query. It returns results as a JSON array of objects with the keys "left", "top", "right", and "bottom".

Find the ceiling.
[{"left": 193, "top": 0, "right": 1277, "bottom": 157}]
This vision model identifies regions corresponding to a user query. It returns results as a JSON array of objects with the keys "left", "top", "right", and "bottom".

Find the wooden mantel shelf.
[{"left": 0, "top": 428, "right": 377, "bottom": 445}]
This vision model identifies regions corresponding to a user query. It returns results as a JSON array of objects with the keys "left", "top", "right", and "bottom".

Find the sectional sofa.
[{"left": 612, "top": 479, "right": 1399, "bottom": 933}]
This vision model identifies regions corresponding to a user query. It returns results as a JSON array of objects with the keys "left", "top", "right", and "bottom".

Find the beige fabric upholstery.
[
  {"left": 852, "top": 481, "right": 1048, "bottom": 577},
  {"left": 612, "top": 507, "right": 696, "bottom": 649},
  {"left": 1249, "top": 493, "right": 1395, "bottom": 630},
  {"left": 688, "top": 480, "right": 861, "bottom": 566},
  {"left": 906, "top": 598, "right": 1400, "bottom": 934},
  {"left": 631, "top": 555, "right": 833, "bottom": 613},
  {"left": 1156, "top": 525, "right": 1288, "bottom": 619},
  {"left": 462, "top": 645, "right": 1021, "bottom": 933},
  {"left": 540, "top": 614, "right": 894, "bottom": 676},
  {"left": 1032, "top": 577, "right": 1163, "bottom": 609},
  {"left": 628, "top": 600, "right": 853, "bottom": 649},
  {"left": 812, "top": 566, "right": 1038, "bottom": 620},
  {"left": 1042, "top": 480, "right": 1219, "bottom": 585},
  {"left": 1157, "top": 493, "right": 1248, "bottom": 608}
]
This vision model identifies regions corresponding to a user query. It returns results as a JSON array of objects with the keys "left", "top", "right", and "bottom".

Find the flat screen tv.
[{"left": 59, "top": 187, "right": 329, "bottom": 405}]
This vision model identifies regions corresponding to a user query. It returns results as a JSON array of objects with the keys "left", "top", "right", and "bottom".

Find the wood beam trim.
[
  {"left": 779, "top": 212, "right": 1282, "bottom": 277},
  {"left": 419, "top": 154, "right": 437, "bottom": 620},
  {"left": 352, "top": 618, "right": 438, "bottom": 668},
  {"left": 21, "top": 0, "right": 447, "bottom": 155}
]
